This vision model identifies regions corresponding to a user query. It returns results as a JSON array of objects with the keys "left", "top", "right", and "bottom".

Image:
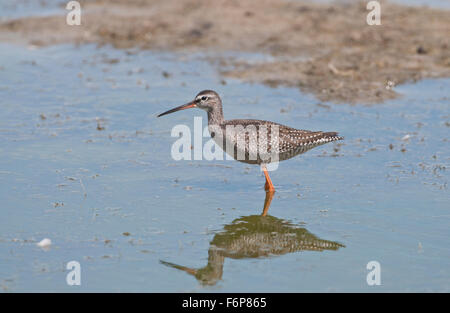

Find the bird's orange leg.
[
  {"left": 262, "top": 165, "right": 275, "bottom": 192},
  {"left": 261, "top": 189, "right": 275, "bottom": 217}
]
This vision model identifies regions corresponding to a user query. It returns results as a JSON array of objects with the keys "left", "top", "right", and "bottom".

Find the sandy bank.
[{"left": 1, "top": 0, "right": 449, "bottom": 103}]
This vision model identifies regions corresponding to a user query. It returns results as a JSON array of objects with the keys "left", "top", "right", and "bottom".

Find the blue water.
[
  {"left": 0, "top": 0, "right": 66, "bottom": 21},
  {"left": 0, "top": 42, "right": 448, "bottom": 292},
  {"left": 392, "top": 0, "right": 450, "bottom": 9}
]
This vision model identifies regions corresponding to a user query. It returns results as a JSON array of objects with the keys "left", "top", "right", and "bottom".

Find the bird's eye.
[{"left": 201, "top": 96, "right": 207, "bottom": 101}]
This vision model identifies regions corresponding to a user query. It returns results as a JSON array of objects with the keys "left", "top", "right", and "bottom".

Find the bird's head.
[{"left": 157, "top": 90, "right": 221, "bottom": 117}]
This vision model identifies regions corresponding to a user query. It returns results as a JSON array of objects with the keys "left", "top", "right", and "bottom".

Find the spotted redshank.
[{"left": 158, "top": 90, "right": 342, "bottom": 192}]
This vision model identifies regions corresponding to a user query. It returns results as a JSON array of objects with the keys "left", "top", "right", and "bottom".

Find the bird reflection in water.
[{"left": 160, "top": 191, "right": 345, "bottom": 286}]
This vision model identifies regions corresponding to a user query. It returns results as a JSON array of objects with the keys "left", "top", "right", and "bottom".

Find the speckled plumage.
[
  {"left": 194, "top": 90, "right": 343, "bottom": 164},
  {"left": 157, "top": 90, "right": 343, "bottom": 191},
  {"left": 211, "top": 118, "right": 342, "bottom": 164}
]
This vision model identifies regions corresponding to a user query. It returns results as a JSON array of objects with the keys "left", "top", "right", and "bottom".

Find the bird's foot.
[{"left": 264, "top": 181, "right": 275, "bottom": 192}]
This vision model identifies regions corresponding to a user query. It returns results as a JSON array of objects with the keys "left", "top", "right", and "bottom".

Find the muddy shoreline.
[{"left": 1, "top": 0, "right": 449, "bottom": 104}]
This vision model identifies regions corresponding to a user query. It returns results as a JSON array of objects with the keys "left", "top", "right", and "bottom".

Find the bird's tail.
[{"left": 323, "top": 132, "right": 343, "bottom": 142}]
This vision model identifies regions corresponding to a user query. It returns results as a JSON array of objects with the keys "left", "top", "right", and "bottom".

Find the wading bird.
[{"left": 158, "top": 90, "right": 342, "bottom": 192}]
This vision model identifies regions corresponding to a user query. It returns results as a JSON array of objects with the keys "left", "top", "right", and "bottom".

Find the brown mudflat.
[{"left": 1, "top": 0, "right": 449, "bottom": 104}]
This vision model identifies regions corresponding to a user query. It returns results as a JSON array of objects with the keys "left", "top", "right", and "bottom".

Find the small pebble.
[
  {"left": 37, "top": 238, "right": 52, "bottom": 248},
  {"left": 401, "top": 134, "right": 411, "bottom": 141}
]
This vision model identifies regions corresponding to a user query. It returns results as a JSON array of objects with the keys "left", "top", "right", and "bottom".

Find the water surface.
[{"left": 0, "top": 39, "right": 449, "bottom": 291}]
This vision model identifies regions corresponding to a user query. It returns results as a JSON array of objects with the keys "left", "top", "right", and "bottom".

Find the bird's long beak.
[
  {"left": 157, "top": 101, "right": 197, "bottom": 117},
  {"left": 160, "top": 260, "right": 198, "bottom": 276}
]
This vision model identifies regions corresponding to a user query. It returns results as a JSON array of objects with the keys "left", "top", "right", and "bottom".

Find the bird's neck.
[{"left": 207, "top": 107, "right": 224, "bottom": 126}]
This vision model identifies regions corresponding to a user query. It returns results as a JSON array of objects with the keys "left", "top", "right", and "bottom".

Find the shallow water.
[
  {"left": 0, "top": 41, "right": 448, "bottom": 292},
  {"left": 0, "top": 0, "right": 66, "bottom": 21}
]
